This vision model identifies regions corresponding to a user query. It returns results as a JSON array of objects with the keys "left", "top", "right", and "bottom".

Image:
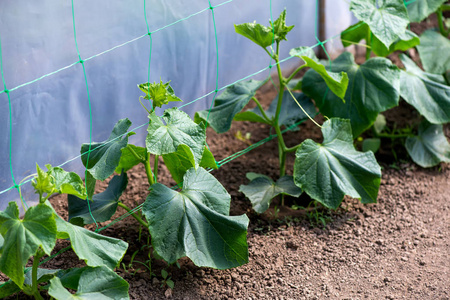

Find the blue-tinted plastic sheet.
[{"left": 0, "top": 0, "right": 352, "bottom": 209}]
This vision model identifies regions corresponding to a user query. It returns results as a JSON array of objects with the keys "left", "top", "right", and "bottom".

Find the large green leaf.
[
  {"left": 48, "top": 266, "right": 129, "bottom": 300},
  {"left": 416, "top": 30, "right": 450, "bottom": 75},
  {"left": 294, "top": 118, "right": 381, "bottom": 209},
  {"left": 68, "top": 173, "right": 128, "bottom": 225},
  {"left": 115, "top": 145, "right": 146, "bottom": 174},
  {"left": 303, "top": 52, "right": 400, "bottom": 137},
  {"left": 0, "top": 203, "right": 57, "bottom": 287},
  {"left": 54, "top": 215, "right": 127, "bottom": 270},
  {"left": 399, "top": 54, "right": 450, "bottom": 124},
  {"left": 142, "top": 168, "right": 249, "bottom": 269},
  {"left": 341, "top": 21, "right": 419, "bottom": 57},
  {"left": 405, "top": 120, "right": 450, "bottom": 168},
  {"left": 289, "top": 46, "right": 319, "bottom": 62},
  {"left": 81, "top": 119, "right": 131, "bottom": 181},
  {"left": 239, "top": 174, "right": 302, "bottom": 214},
  {"left": 407, "top": 0, "right": 447, "bottom": 22},
  {"left": 146, "top": 108, "right": 206, "bottom": 164},
  {"left": 138, "top": 80, "right": 182, "bottom": 108},
  {"left": 195, "top": 79, "right": 267, "bottom": 133},
  {"left": 350, "top": 0, "right": 409, "bottom": 48},
  {"left": 234, "top": 91, "right": 316, "bottom": 128},
  {"left": 0, "top": 268, "right": 62, "bottom": 298}
]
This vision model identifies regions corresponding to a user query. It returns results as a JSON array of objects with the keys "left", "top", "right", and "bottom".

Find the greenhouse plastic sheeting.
[{"left": 0, "top": 0, "right": 352, "bottom": 209}]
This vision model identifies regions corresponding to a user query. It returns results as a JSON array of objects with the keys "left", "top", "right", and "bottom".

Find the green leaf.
[
  {"left": 303, "top": 52, "right": 400, "bottom": 137},
  {"left": 142, "top": 168, "right": 249, "bottom": 269},
  {"left": 195, "top": 79, "right": 267, "bottom": 133},
  {"left": 0, "top": 203, "right": 57, "bottom": 287},
  {"left": 269, "top": 9, "right": 295, "bottom": 42},
  {"left": 32, "top": 164, "right": 55, "bottom": 195},
  {"left": 407, "top": 0, "right": 447, "bottom": 22},
  {"left": 138, "top": 80, "right": 182, "bottom": 108},
  {"left": 416, "top": 30, "right": 450, "bottom": 75},
  {"left": 0, "top": 268, "right": 60, "bottom": 298},
  {"left": 234, "top": 23, "right": 274, "bottom": 49},
  {"left": 373, "top": 114, "right": 387, "bottom": 134},
  {"left": 362, "top": 138, "right": 381, "bottom": 153},
  {"left": 302, "top": 56, "right": 349, "bottom": 100},
  {"left": 48, "top": 266, "right": 129, "bottom": 300},
  {"left": 81, "top": 118, "right": 132, "bottom": 181},
  {"left": 0, "top": 280, "right": 20, "bottom": 298},
  {"left": 289, "top": 46, "right": 319, "bottom": 62},
  {"left": 54, "top": 215, "right": 127, "bottom": 270},
  {"left": 68, "top": 173, "right": 128, "bottom": 225},
  {"left": 85, "top": 171, "right": 96, "bottom": 201},
  {"left": 115, "top": 145, "right": 146, "bottom": 174},
  {"left": 239, "top": 175, "right": 302, "bottom": 214},
  {"left": 405, "top": 120, "right": 450, "bottom": 168},
  {"left": 350, "top": 0, "right": 409, "bottom": 48},
  {"left": 48, "top": 166, "right": 86, "bottom": 199},
  {"left": 146, "top": 108, "right": 206, "bottom": 165},
  {"left": 341, "top": 22, "right": 419, "bottom": 57},
  {"left": 199, "top": 146, "right": 218, "bottom": 170},
  {"left": 234, "top": 91, "right": 316, "bottom": 128},
  {"left": 162, "top": 145, "right": 197, "bottom": 184},
  {"left": 399, "top": 54, "right": 450, "bottom": 124},
  {"left": 294, "top": 118, "right": 381, "bottom": 209}
]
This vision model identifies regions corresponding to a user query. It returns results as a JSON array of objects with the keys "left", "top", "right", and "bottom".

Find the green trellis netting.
[{"left": 0, "top": 0, "right": 354, "bottom": 211}]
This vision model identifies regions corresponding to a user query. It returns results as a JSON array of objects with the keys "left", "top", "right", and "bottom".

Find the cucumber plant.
[
  {"left": 196, "top": 9, "right": 382, "bottom": 213},
  {"left": 68, "top": 80, "right": 250, "bottom": 271},
  {"left": 0, "top": 165, "right": 129, "bottom": 299}
]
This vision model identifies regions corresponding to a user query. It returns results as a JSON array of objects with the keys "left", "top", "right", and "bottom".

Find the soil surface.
[{"left": 2, "top": 12, "right": 450, "bottom": 300}]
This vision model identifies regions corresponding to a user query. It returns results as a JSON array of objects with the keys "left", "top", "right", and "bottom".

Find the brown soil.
[{"left": 3, "top": 12, "right": 450, "bottom": 300}]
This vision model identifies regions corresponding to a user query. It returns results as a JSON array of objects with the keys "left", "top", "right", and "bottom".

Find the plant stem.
[
  {"left": 436, "top": 8, "right": 448, "bottom": 37},
  {"left": 273, "top": 41, "right": 289, "bottom": 178},
  {"left": 251, "top": 97, "right": 271, "bottom": 122},
  {"left": 285, "top": 64, "right": 307, "bottom": 84},
  {"left": 365, "top": 28, "right": 372, "bottom": 60},
  {"left": 376, "top": 132, "right": 412, "bottom": 139},
  {"left": 153, "top": 155, "right": 159, "bottom": 183},
  {"left": 118, "top": 202, "right": 149, "bottom": 227},
  {"left": 441, "top": 4, "right": 450, "bottom": 11},
  {"left": 144, "top": 151, "right": 155, "bottom": 186},
  {"left": 31, "top": 249, "right": 44, "bottom": 300}
]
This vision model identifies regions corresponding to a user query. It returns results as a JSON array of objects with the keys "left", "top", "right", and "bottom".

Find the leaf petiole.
[
  {"left": 285, "top": 64, "right": 307, "bottom": 84},
  {"left": 251, "top": 97, "right": 271, "bottom": 122},
  {"left": 118, "top": 202, "right": 149, "bottom": 228}
]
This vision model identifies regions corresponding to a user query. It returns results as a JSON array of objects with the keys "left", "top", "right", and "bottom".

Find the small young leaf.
[
  {"left": 115, "top": 145, "right": 146, "bottom": 174},
  {"left": 166, "top": 279, "right": 175, "bottom": 289},
  {"left": 269, "top": 9, "right": 295, "bottom": 42},
  {"left": 146, "top": 108, "right": 206, "bottom": 164},
  {"left": 199, "top": 146, "right": 218, "bottom": 170},
  {"left": 234, "top": 22, "right": 274, "bottom": 49},
  {"left": 81, "top": 118, "right": 132, "bottom": 181},
  {"left": 142, "top": 168, "right": 249, "bottom": 269},
  {"left": 240, "top": 175, "right": 302, "bottom": 214},
  {"left": 48, "top": 266, "right": 129, "bottom": 300},
  {"left": 407, "top": 0, "right": 447, "bottom": 22},
  {"left": 301, "top": 56, "right": 349, "bottom": 100},
  {"left": 161, "top": 269, "right": 168, "bottom": 279},
  {"left": 350, "top": 0, "right": 409, "bottom": 48},
  {"left": 416, "top": 30, "right": 450, "bottom": 75},
  {"left": 195, "top": 79, "right": 267, "bottom": 133},
  {"left": 32, "top": 164, "right": 55, "bottom": 195},
  {"left": 294, "top": 118, "right": 381, "bottom": 209},
  {"left": 362, "top": 138, "right": 381, "bottom": 153},
  {"left": 373, "top": 114, "right": 387, "bottom": 135},
  {"left": 48, "top": 166, "right": 86, "bottom": 199},
  {"left": 68, "top": 172, "right": 128, "bottom": 225},
  {"left": 0, "top": 203, "right": 57, "bottom": 287},
  {"left": 138, "top": 80, "right": 182, "bottom": 108},
  {"left": 303, "top": 52, "right": 400, "bottom": 137},
  {"left": 399, "top": 54, "right": 450, "bottom": 124},
  {"left": 234, "top": 91, "right": 316, "bottom": 128},
  {"left": 405, "top": 120, "right": 450, "bottom": 168}
]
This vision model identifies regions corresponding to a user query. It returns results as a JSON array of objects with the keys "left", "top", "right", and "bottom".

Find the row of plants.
[{"left": 1, "top": 0, "right": 449, "bottom": 298}]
